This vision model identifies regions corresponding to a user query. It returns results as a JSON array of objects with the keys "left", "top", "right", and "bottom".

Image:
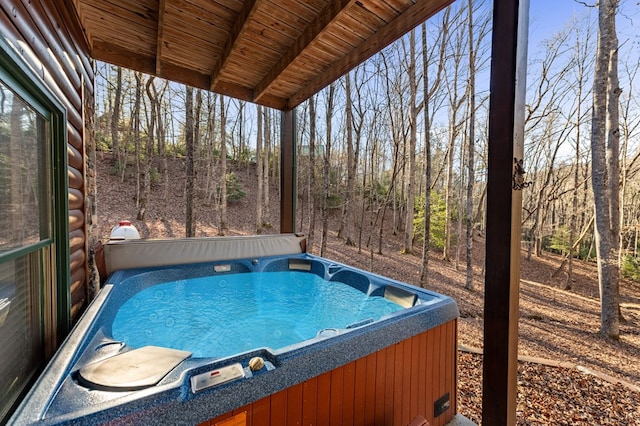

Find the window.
[{"left": 0, "top": 40, "right": 69, "bottom": 422}]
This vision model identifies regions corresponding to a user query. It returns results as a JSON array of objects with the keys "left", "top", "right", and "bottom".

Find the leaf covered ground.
[{"left": 96, "top": 154, "right": 640, "bottom": 425}]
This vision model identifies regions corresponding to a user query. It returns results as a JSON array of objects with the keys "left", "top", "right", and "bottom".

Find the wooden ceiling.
[{"left": 70, "top": 0, "right": 453, "bottom": 110}]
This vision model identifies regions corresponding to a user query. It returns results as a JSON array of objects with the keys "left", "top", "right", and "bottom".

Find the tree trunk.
[
  {"left": 205, "top": 93, "right": 218, "bottom": 203},
  {"left": 308, "top": 96, "right": 317, "bottom": 251},
  {"left": 420, "top": 22, "right": 432, "bottom": 286},
  {"left": 567, "top": 28, "right": 591, "bottom": 289},
  {"left": 219, "top": 95, "right": 228, "bottom": 234},
  {"left": 442, "top": 28, "right": 465, "bottom": 261},
  {"left": 111, "top": 66, "right": 122, "bottom": 168},
  {"left": 256, "top": 105, "right": 264, "bottom": 234},
  {"left": 238, "top": 101, "right": 245, "bottom": 169},
  {"left": 403, "top": 29, "right": 418, "bottom": 254},
  {"left": 185, "top": 85, "right": 196, "bottom": 236},
  {"left": 137, "top": 76, "right": 155, "bottom": 221},
  {"left": 591, "top": 0, "right": 620, "bottom": 339},
  {"left": 263, "top": 108, "right": 271, "bottom": 226},
  {"left": 338, "top": 72, "right": 356, "bottom": 246},
  {"left": 320, "top": 84, "right": 335, "bottom": 257},
  {"left": 132, "top": 72, "right": 142, "bottom": 205},
  {"left": 465, "top": 0, "right": 476, "bottom": 290}
]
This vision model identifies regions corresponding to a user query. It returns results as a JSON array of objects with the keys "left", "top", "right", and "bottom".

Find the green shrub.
[
  {"left": 622, "top": 254, "right": 640, "bottom": 282},
  {"left": 224, "top": 172, "right": 246, "bottom": 202},
  {"left": 150, "top": 167, "right": 161, "bottom": 186},
  {"left": 547, "top": 225, "right": 570, "bottom": 256},
  {"left": 413, "top": 191, "right": 447, "bottom": 250}
]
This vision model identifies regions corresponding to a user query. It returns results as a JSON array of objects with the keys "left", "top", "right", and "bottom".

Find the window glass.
[
  {"left": 0, "top": 253, "right": 43, "bottom": 420},
  {"left": 0, "top": 81, "right": 51, "bottom": 252},
  {"left": 0, "top": 75, "right": 52, "bottom": 420}
]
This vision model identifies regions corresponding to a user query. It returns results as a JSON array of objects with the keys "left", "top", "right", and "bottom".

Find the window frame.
[{"left": 0, "top": 35, "right": 71, "bottom": 416}]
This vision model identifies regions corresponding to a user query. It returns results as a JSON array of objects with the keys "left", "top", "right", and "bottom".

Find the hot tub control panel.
[{"left": 190, "top": 363, "right": 245, "bottom": 393}]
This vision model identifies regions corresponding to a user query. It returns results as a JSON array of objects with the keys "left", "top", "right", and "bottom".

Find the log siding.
[{"left": 0, "top": 0, "right": 95, "bottom": 322}]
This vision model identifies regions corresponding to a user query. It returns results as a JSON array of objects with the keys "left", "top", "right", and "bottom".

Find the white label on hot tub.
[
  {"left": 190, "top": 363, "right": 245, "bottom": 393},
  {"left": 214, "top": 264, "right": 232, "bottom": 272}
]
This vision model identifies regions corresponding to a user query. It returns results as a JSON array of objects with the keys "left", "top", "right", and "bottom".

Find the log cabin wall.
[{"left": 0, "top": 0, "right": 95, "bottom": 322}]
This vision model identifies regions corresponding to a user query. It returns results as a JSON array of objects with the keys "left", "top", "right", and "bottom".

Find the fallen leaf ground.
[{"left": 95, "top": 154, "right": 640, "bottom": 425}]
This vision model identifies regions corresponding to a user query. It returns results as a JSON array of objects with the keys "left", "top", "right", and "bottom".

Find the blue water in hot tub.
[{"left": 111, "top": 271, "right": 403, "bottom": 358}]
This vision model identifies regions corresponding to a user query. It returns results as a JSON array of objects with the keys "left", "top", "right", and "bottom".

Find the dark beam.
[
  {"left": 280, "top": 109, "right": 297, "bottom": 233},
  {"left": 209, "top": 0, "right": 259, "bottom": 91},
  {"left": 91, "top": 40, "right": 290, "bottom": 110},
  {"left": 155, "top": 0, "right": 167, "bottom": 75},
  {"left": 287, "top": 0, "right": 453, "bottom": 109},
  {"left": 482, "top": 0, "right": 529, "bottom": 425},
  {"left": 253, "top": 0, "right": 357, "bottom": 103}
]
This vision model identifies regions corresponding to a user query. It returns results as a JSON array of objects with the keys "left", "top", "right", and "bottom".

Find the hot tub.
[{"left": 10, "top": 236, "right": 459, "bottom": 426}]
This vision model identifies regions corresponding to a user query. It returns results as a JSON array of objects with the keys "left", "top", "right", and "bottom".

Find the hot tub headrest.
[{"left": 104, "top": 234, "right": 306, "bottom": 276}]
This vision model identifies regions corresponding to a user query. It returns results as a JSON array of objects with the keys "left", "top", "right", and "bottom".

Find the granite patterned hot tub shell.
[{"left": 10, "top": 249, "right": 459, "bottom": 426}]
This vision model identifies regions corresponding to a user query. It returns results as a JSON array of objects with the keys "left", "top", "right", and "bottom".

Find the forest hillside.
[{"left": 95, "top": 152, "right": 640, "bottom": 424}]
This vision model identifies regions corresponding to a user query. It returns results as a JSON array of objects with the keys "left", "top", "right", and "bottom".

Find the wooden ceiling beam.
[
  {"left": 92, "top": 39, "right": 156, "bottom": 75},
  {"left": 288, "top": 0, "right": 454, "bottom": 109},
  {"left": 93, "top": 38, "right": 289, "bottom": 110},
  {"left": 155, "top": 0, "right": 167, "bottom": 75},
  {"left": 209, "top": 0, "right": 259, "bottom": 91},
  {"left": 252, "top": 0, "right": 357, "bottom": 104}
]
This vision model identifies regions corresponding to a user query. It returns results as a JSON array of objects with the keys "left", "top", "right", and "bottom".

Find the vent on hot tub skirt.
[{"left": 77, "top": 346, "right": 192, "bottom": 392}]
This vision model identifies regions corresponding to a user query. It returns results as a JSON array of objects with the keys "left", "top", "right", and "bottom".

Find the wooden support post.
[
  {"left": 482, "top": 0, "right": 529, "bottom": 424},
  {"left": 280, "top": 109, "right": 297, "bottom": 233}
]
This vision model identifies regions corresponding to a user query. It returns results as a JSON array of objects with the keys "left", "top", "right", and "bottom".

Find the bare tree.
[
  {"left": 464, "top": 0, "right": 476, "bottom": 290},
  {"left": 567, "top": 19, "right": 595, "bottom": 288},
  {"left": 420, "top": 23, "right": 432, "bottom": 286},
  {"left": 185, "top": 85, "right": 196, "bottom": 236},
  {"left": 204, "top": 92, "right": 218, "bottom": 203},
  {"left": 619, "top": 55, "right": 640, "bottom": 267},
  {"left": 419, "top": 8, "right": 451, "bottom": 284},
  {"left": 308, "top": 96, "right": 317, "bottom": 251},
  {"left": 137, "top": 76, "right": 155, "bottom": 221},
  {"left": 442, "top": 8, "right": 468, "bottom": 262},
  {"left": 522, "top": 29, "right": 575, "bottom": 259},
  {"left": 320, "top": 83, "right": 336, "bottom": 256},
  {"left": 403, "top": 29, "right": 418, "bottom": 254},
  {"left": 338, "top": 71, "right": 357, "bottom": 246},
  {"left": 219, "top": 95, "right": 228, "bottom": 235},
  {"left": 111, "top": 66, "right": 122, "bottom": 168},
  {"left": 591, "top": 0, "right": 621, "bottom": 338},
  {"left": 256, "top": 105, "right": 264, "bottom": 234},
  {"left": 263, "top": 108, "right": 271, "bottom": 226},
  {"left": 132, "top": 72, "right": 142, "bottom": 206}
]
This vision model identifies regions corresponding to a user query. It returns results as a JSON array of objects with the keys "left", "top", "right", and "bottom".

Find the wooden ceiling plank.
[
  {"left": 341, "top": 8, "right": 381, "bottom": 37},
  {"left": 288, "top": 0, "right": 453, "bottom": 108},
  {"left": 155, "top": 0, "right": 167, "bottom": 74},
  {"left": 170, "top": 0, "right": 239, "bottom": 26},
  {"left": 164, "top": 6, "right": 228, "bottom": 46},
  {"left": 84, "top": 17, "right": 157, "bottom": 54},
  {"left": 360, "top": 0, "right": 402, "bottom": 21},
  {"left": 161, "top": 28, "right": 222, "bottom": 72},
  {"left": 347, "top": 4, "right": 386, "bottom": 31},
  {"left": 81, "top": 0, "right": 157, "bottom": 30},
  {"left": 163, "top": 24, "right": 225, "bottom": 51},
  {"left": 209, "top": 0, "right": 260, "bottom": 90},
  {"left": 253, "top": 0, "right": 358, "bottom": 103}
]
